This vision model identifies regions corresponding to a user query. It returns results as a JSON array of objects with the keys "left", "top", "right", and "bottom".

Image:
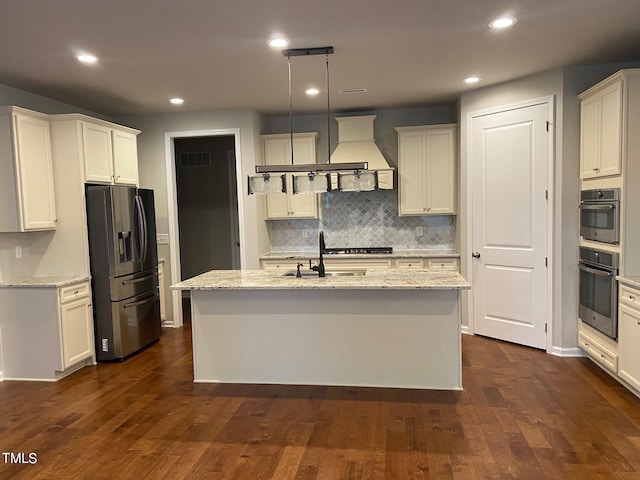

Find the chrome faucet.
[{"left": 310, "top": 231, "right": 326, "bottom": 277}]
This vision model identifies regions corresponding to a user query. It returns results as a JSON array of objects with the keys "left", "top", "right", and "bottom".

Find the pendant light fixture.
[{"left": 248, "top": 46, "right": 368, "bottom": 195}]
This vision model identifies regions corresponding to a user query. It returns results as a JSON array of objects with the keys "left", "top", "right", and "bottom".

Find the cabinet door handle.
[
  {"left": 472, "top": 252, "right": 481, "bottom": 259},
  {"left": 630, "top": 295, "right": 635, "bottom": 301}
]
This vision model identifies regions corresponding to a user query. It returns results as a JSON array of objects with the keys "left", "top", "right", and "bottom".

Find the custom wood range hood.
[{"left": 329, "top": 114, "right": 395, "bottom": 191}]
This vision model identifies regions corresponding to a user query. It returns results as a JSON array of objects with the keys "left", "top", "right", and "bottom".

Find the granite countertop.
[
  {"left": 617, "top": 276, "right": 640, "bottom": 289},
  {"left": 260, "top": 249, "right": 460, "bottom": 260},
  {"left": 172, "top": 268, "right": 470, "bottom": 291},
  {"left": 0, "top": 275, "right": 90, "bottom": 288}
]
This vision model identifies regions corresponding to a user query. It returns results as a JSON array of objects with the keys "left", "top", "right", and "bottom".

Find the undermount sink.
[{"left": 282, "top": 270, "right": 367, "bottom": 278}]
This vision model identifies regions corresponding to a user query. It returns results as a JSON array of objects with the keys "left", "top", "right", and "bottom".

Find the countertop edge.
[
  {"left": 0, "top": 275, "right": 91, "bottom": 288},
  {"left": 172, "top": 269, "right": 470, "bottom": 291},
  {"left": 259, "top": 250, "right": 460, "bottom": 260},
  {"left": 617, "top": 275, "right": 640, "bottom": 290}
]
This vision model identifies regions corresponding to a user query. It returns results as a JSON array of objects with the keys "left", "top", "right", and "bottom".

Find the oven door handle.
[
  {"left": 579, "top": 204, "right": 615, "bottom": 210},
  {"left": 579, "top": 263, "right": 615, "bottom": 277}
]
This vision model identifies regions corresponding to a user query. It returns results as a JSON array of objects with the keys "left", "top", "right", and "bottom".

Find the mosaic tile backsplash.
[{"left": 268, "top": 190, "right": 455, "bottom": 252}]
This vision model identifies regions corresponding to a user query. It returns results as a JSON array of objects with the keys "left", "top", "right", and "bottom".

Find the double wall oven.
[
  {"left": 578, "top": 187, "right": 621, "bottom": 340},
  {"left": 579, "top": 247, "right": 619, "bottom": 340}
]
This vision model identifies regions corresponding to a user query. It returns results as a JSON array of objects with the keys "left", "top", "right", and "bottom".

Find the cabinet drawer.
[
  {"left": 578, "top": 331, "right": 618, "bottom": 373},
  {"left": 396, "top": 259, "right": 425, "bottom": 268},
  {"left": 59, "top": 282, "right": 90, "bottom": 304},
  {"left": 427, "top": 258, "right": 459, "bottom": 271},
  {"left": 620, "top": 285, "right": 640, "bottom": 310},
  {"left": 260, "top": 260, "right": 304, "bottom": 270},
  {"left": 324, "top": 259, "right": 393, "bottom": 270}
]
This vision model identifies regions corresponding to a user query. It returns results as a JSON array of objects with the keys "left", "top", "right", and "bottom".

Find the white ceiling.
[{"left": 1, "top": 0, "right": 639, "bottom": 117}]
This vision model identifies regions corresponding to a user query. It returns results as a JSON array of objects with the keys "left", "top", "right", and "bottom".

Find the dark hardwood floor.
[{"left": 1, "top": 327, "right": 640, "bottom": 479}]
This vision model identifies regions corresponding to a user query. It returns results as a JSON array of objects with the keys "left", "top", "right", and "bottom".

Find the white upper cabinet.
[
  {"left": 0, "top": 106, "right": 57, "bottom": 232},
  {"left": 83, "top": 121, "right": 139, "bottom": 185},
  {"left": 262, "top": 132, "right": 319, "bottom": 219},
  {"left": 396, "top": 124, "right": 457, "bottom": 216},
  {"left": 112, "top": 129, "right": 139, "bottom": 185},
  {"left": 579, "top": 75, "right": 623, "bottom": 179}
]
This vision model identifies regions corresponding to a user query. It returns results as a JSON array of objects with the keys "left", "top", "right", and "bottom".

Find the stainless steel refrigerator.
[{"left": 86, "top": 185, "right": 161, "bottom": 361}]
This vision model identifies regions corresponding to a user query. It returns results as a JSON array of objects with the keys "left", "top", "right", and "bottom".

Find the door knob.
[{"left": 472, "top": 252, "right": 481, "bottom": 258}]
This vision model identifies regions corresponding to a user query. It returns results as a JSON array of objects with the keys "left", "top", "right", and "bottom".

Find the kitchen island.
[{"left": 173, "top": 268, "right": 470, "bottom": 390}]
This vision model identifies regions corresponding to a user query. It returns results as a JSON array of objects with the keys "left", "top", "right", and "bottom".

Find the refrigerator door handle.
[
  {"left": 140, "top": 196, "right": 148, "bottom": 263},
  {"left": 121, "top": 275, "right": 155, "bottom": 285},
  {"left": 123, "top": 293, "right": 159, "bottom": 309},
  {"left": 134, "top": 195, "right": 146, "bottom": 263}
]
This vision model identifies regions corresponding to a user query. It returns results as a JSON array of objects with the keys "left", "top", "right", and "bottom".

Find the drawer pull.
[
  {"left": 630, "top": 295, "right": 635, "bottom": 301},
  {"left": 74, "top": 290, "right": 79, "bottom": 294}
]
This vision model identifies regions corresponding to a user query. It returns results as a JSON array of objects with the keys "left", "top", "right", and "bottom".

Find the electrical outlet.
[
  {"left": 416, "top": 226, "right": 424, "bottom": 237},
  {"left": 15, "top": 245, "right": 22, "bottom": 259},
  {"left": 302, "top": 230, "right": 309, "bottom": 239},
  {"left": 157, "top": 233, "right": 169, "bottom": 245}
]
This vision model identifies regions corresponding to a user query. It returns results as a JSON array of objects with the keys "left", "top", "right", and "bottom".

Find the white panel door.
[{"left": 471, "top": 101, "right": 550, "bottom": 349}]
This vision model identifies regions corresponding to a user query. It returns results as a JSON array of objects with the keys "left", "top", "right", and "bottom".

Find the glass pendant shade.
[
  {"left": 247, "top": 174, "right": 286, "bottom": 195},
  {"left": 292, "top": 173, "right": 331, "bottom": 194},
  {"left": 337, "top": 171, "right": 378, "bottom": 192}
]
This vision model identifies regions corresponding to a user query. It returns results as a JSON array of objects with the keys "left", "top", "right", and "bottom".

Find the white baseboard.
[
  {"left": 550, "top": 345, "right": 585, "bottom": 357},
  {"left": 461, "top": 325, "right": 471, "bottom": 335}
]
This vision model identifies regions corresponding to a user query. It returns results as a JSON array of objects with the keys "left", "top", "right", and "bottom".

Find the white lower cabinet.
[
  {"left": 59, "top": 288, "right": 94, "bottom": 369},
  {"left": 0, "top": 280, "right": 94, "bottom": 380},
  {"left": 619, "top": 284, "right": 640, "bottom": 391},
  {"left": 578, "top": 330, "right": 618, "bottom": 374}
]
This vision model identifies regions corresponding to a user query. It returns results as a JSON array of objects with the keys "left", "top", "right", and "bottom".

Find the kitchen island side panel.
[{"left": 191, "top": 288, "right": 461, "bottom": 390}]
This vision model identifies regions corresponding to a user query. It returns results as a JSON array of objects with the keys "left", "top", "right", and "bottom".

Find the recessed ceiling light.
[
  {"left": 305, "top": 88, "right": 320, "bottom": 96},
  {"left": 169, "top": 98, "right": 184, "bottom": 105},
  {"left": 489, "top": 16, "right": 517, "bottom": 29},
  {"left": 268, "top": 35, "right": 290, "bottom": 48},
  {"left": 464, "top": 76, "right": 482, "bottom": 84},
  {"left": 76, "top": 53, "right": 98, "bottom": 64}
]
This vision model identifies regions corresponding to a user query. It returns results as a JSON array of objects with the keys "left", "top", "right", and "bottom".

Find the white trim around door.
[
  {"left": 465, "top": 96, "right": 555, "bottom": 352},
  {"left": 164, "top": 128, "right": 245, "bottom": 328}
]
